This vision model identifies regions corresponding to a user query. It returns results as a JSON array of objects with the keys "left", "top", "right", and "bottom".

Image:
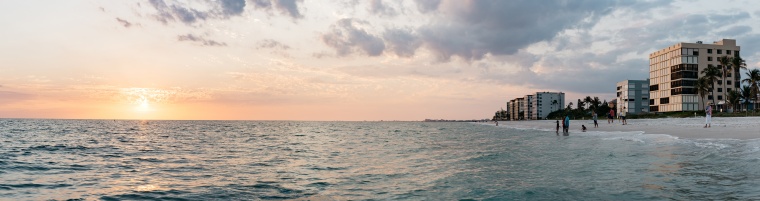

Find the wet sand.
[{"left": 497, "top": 116, "right": 760, "bottom": 140}]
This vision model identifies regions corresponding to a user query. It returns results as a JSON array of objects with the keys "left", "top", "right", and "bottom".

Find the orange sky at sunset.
[{"left": 2, "top": 1, "right": 759, "bottom": 120}]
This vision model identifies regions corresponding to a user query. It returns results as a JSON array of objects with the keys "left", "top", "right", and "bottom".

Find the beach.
[{"left": 497, "top": 116, "right": 760, "bottom": 140}]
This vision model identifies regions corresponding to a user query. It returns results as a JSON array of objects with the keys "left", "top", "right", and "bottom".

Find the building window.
[
  {"left": 718, "top": 95, "right": 723, "bottom": 100},
  {"left": 727, "top": 50, "right": 732, "bottom": 55},
  {"left": 717, "top": 80, "right": 722, "bottom": 85},
  {"left": 708, "top": 57, "right": 712, "bottom": 61},
  {"left": 707, "top": 49, "right": 712, "bottom": 54},
  {"left": 727, "top": 80, "right": 732, "bottom": 85},
  {"left": 717, "top": 49, "right": 722, "bottom": 54},
  {"left": 718, "top": 88, "right": 722, "bottom": 92},
  {"left": 727, "top": 88, "right": 732, "bottom": 92},
  {"left": 708, "top": 95, "right": 713, "bottom": 100},
  {"left": 735, "top": 51, "right": 740, "bottom": 57}
]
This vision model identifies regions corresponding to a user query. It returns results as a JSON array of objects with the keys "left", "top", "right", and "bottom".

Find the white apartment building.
[
  {"left": 505, "top": 92, "right": 564, "bottom": 120},
  {"left": 649, "top": 39, "right": 741, "bottom": 112},
  {"left": 530, "top": 92, "right": 565, "bottom": 120},
  {"left": 616, "top": 80, "right": 650, "bottom": 116}
]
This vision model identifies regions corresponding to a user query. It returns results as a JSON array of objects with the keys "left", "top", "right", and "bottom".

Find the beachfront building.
[
  {"left": 530, "top": 92, "right": 565, "bottom": 120},
  {"left": 649, "top": 39, "right": 741, "bottom": 112},
  {"left": 616, "top": 80, "right": 650, "bottom": 116},
  {"left": 522, "top": 95, "right": 534, "bottom": 120},
  {"left": 508, "top": 98, "right": 524, "bottom": 120},
  {"left": 505, "top": 92, "right": 564, "bottom": 120}
]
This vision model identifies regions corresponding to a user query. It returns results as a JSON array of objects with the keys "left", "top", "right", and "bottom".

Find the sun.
[{"left": 136, "top": 96, "right": 151, "bottom": 112}]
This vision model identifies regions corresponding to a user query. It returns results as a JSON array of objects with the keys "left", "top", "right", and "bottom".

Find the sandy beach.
[{"left": 497, "top": 116, "right": 760, "bottom": 140}]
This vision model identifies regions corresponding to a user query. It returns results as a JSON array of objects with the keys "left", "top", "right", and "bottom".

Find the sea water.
[{"left": 1, "top": 119, "right": 759, "bottom": 200}]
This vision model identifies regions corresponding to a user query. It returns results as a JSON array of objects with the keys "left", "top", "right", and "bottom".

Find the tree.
[
  {"left": 695, "top": 77, "right": 711, "bottom": 110},
  {"left": 701, "top": 64, "right": 721, "bottom": 105},
  {"left": 727, "top": 90, "right": 741, "bottom": 113},
  {"left": 566, "top": 102, "right": 573, "bottom": 111},
  {"left": 576, "top": 99, "right": 584, "bottom": 112},
  {"left": 741, "top": 85, "right": 753, "bottom": 113},
  {"left": 718, "top": 56, "right": 732, "bottom": 111},
  {"left": 742, "top": 68, "right": 760, "bottom": 111},
  {"left": 591, "top": 97, "right": 601, "bottom": 112},
  {"left": 732, "top": 56, "right": 747, "bottom": 71},
  {"left": 583, "top": 96, "right": 594, "bottom": 111}
]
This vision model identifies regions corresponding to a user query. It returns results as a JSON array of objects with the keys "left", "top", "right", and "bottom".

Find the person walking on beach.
[
  {"left": 705, "top": 102, "right": 712, "bottom": 128},
  {"left": 592, "top": 111, "right": 598, "bottom": 128},
  {"left": 608, "top": 109, "right": 614, "bottom": 124},
  {"left": 621, "top": 112, "right": 627, "bottom": 125}
]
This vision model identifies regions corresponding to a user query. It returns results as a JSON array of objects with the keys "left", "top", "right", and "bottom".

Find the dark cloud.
[
  {"left": 147, "top": 0, "right": 251, "bottom": 25},
  {"left": 415, "top": 0, "right": 621, "bottom": 61},
  {"left": 249, "top": 0, "right": 304, "bottom": 19},
  {"left": 177, "top": 34, "right": 227, "bottom": 46},
  {"left": 115, "top": 18, "right": 140, "bottom": 28},
  {"left": 369, "top": 0, "right": 397, "bottom": 17},
  {"left": 382, "top": 28, "right": 421, "bottom": 57},
  {"left": 414, "top": 0, "right": 440, "bottom": 13},
  {"left": 321, "top": 19, "right": 385, "bottom": 56},
  {"left": 148, "top": 0, "right": 208, "bottom": 24},
  {"left": 717, "top": 25, "right": 753, "bottom": 37},
  {"left": 220, "top": 0, "right": 246, "bottom": 16}
]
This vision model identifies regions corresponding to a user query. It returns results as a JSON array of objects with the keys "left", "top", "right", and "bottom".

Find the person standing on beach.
[
  {"left": 592, "top": 112, "right": 598, "bottom": 128},
  {"left": 608, "top": 109, "right": 614, "bottom": 124},
  {"left": 621, "top": 112, "right": 627, "bottom": 125},
  {"left": 705, "top": 103, "right": 712, "bottom": 128},
  {"left": 556, "top": 120, "right": 560, "bottom": 135}
]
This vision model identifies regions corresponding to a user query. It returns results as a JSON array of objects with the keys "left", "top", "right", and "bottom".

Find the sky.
[{"left": 2, "top": 0, "right": 760, "bottom": 121}]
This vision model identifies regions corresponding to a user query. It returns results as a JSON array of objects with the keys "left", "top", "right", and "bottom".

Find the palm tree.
[
  {"left": 695, "top": 77, "right": 711, "bottom": 110},
  {"left": 732, "top": 56, "right": 747, "bottom": 71},
  {"left": 583, "top": 96, "right": 593, "bottom": 111},
  {"left": 727, "top": 90, "right": 741, "bottom": 113},
  {"left": 741, "top": 85, "right": 752, "bottom": 113},
  {"left": 701, "top": 64, "right": 722, "bottom": 106},
  {"left": 717, "top": 56, "right": 732, "bottom": 111},
  {"left": 742, "top": 69, "right": 760, "bottom": 112}
]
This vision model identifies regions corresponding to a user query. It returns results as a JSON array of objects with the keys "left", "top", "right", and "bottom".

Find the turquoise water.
[{"left": 1, "top": 119, "right": 759, "bottom": 200}]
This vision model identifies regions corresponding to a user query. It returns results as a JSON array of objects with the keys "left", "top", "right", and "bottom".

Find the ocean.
[{"left": 1, "top": 119, "right": 759, "bottom": 200}]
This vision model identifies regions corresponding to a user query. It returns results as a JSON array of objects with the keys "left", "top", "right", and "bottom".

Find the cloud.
[
  {"left": 220, "top": 0, "right": 247, "bottom": 17},
  {"left": 414, "top": 0, "right": 440, "bottom": 13},
  {"left": 257, "top": 39, "right": 291, "bottom": 50},
  {"left": 146, "top": 0, "right": 251, "bottom": 25},
  {"left": 382, "top": 28, "right": 421, "bottom": 57},
  {"left": 177, "top": 34, "right": 227, "bottom": 46},
  {"left": 368, "top": 0, "right": 397, "bottom": 17},
  {"left": 413, "top": 0, "right": 623, "bottom": 62},
  {"left": 321, "top": 18, "right": 386, "bottom": 56},
  {"left": 115, "top": 18, "right": 140, "bottom": 28},
  {"left": 249, "top": 0, "right": 304, "bottom": 19},
  {"left": 717, "top": 25, "right": 753, "bottom": 37}
]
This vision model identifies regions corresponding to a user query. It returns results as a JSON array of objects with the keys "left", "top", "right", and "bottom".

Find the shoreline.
[{"left": 495, "top": 116, "right": 760, "bottom": 140}]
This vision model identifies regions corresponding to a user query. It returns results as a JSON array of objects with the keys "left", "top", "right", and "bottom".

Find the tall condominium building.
[
  {"left": 530, "top": 92, "right": 565, "bottom": 120},
  {"left": 509, "top": 98, "right": 524, "bottom": 120},
  {"left": 616, "top": 80, "right": 650, "bottom": 116},
  {"left": 649, "top": 39, "right": 740, "bottom": 112},
  {"left": 522, "top": 95, "right": 534, "bottom": 120}
]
